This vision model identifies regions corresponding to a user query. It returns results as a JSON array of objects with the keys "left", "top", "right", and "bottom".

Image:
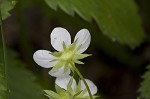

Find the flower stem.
[
  {"left": 0, "top": 5, "right": 9, "bottom": 98},
  {"left": 71, "top": 63, "right": 93, "bottom": 99}
]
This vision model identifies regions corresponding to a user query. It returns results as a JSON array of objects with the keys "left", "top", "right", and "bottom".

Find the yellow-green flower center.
[{"left": 60, "top": 51, "right": 74, "bottom": 61}]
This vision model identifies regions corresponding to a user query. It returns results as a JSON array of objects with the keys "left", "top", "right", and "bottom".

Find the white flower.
[
  {"left": 55, "top": 76, "right": 98, "bottom": 98},
  {"left": 33, "top": 27, "right": 91, "bottom": 77}
]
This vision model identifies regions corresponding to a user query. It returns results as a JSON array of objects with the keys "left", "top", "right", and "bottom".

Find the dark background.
[{"left": 2, "top": 0, "right": 150, "bottom": 99}]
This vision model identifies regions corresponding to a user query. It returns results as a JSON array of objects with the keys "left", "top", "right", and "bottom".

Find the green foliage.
[
  {"left": 139, "top": 65, "right": 150, "bottom": 99},
  {"left": 0, "top": 58, "right": 6, "bottom": 98},
  {"left": 0, "top": 47, "right": 43, "bottom": 99},
  {"left": 44, "top": 0, "right": 145, "bottom": 47},
  {"left": 44, "top": 6, "right": 135, "bottom": 65},
  {"left": 0, "top": 0, "right": 16, "bottom": 20}
]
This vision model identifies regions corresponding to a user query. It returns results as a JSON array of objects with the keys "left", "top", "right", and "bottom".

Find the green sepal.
[
  {"left": 64, "top": 63, "right": 69, "bottom": 73},
  {"left": 55, "top": 84, "right": 66, "bottom": 95},
  {"left": 50, "top": 59, "right": 58, "bottom": 62},
  {"left": 71, "top": 67, "right": 75, "bottom": 74},
  {"left": 67, "top": 42, "right": 76, "bottom": 51},
  {"left": 75, "top": 60, "right": 84, "bottom": 64},
  {"left": 76, "top": 92, "right": 99, "bottom": 99},
  {"left": 63, "top": 41, "right": 67, "bottom": 50},
  {"left": 67, "top": 77, "right": 73, "bottom": 93},
  {"left": 78, "top": 89, "right": 87, "bottom": 97},
  {"left": 93, "top": 95, "right": 100, "bottom": 99},
  {"left": 51, "top": 52, "right": 62, "bottom": 57},
  {"left": 75, "top": 44, "right": 82, "bottom": 52},
  {"left": 83, "top": 95, "right": 100, "bottom": 99},
  {"left": 73, "top": 54, "right": 92, "bottom": 60},
  {"left": 70, "top": 63, "right": 75, "bottom": 74},
  {"left": 55, "top": 85, "right": 72, "bottom": 99},
  {"left": 73, "top": 90, "right": 82, "bottom": 98},
  {"left": 50, "top": 61, "right": 64, "bottom": 72},
  {"left": 44, "top": 90, "right": 61, "bottom": 99},
  {"left": 75, "top": 79, "right": 81, "bottom": 93}
]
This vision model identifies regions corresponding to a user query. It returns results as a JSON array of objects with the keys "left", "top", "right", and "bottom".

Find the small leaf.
[
  {"left": 139, "top": 65, "right": 150, "bottom": 99},
  {"left": 0, "top": 0, "right": 16, "bottom": 20}
]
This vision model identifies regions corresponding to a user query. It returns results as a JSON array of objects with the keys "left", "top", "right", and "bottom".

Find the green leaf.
[
  {"left": 0, "top": 54, "right": 7, "bottom": 98},
  {"left": 139, "top": 65, "right": 150, "bottom": 99},
  {"left": 8, "top": 61, "right": 43, "bottom": 99},
  {"left": 44, "top": 0, "right": 145, "bottom": 47},
  {"left": 0, "top": 71, "right": 6, "bottom": 99},
  {"left": 0, "top": 0, "right": 16, "bottom": 20},
  {"left": 0, "top": 47, "right": 43, "bottom": 99}
]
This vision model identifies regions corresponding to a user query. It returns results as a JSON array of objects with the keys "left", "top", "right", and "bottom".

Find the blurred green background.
[{"left": 1, "top": 0, "right": 150, "bottom": 99}]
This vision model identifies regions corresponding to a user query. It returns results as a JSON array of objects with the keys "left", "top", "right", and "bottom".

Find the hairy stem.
[{"left": 71, "top": 63, "right": 93, "bottom": 99}]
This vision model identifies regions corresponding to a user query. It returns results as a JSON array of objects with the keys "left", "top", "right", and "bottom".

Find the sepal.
[
  {"left": 73, "top": 54, "right": 92, "bottom": 60},
  {"left": 44, "top": 90, "right": 60, "bottom": 99}
]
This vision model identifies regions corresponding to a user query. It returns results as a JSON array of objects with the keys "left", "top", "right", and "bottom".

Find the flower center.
[{"left": 60, "top": 51, "right": 74, "bottom": 61}]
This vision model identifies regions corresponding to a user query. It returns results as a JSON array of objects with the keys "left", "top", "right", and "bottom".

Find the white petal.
[
  {"left": 74, "top": 29, "right": 91, "bottom": 53},
  {"left": 80, "top": 79, "right": 97, "bottom": 96},
  {"left": 55, "top": 76, "right": 77, "bottom": 90},
  {"left": 48, "top": 66, "right": 71, "bottom": 77},
  {"left": 51, "top": 27, "right": 71, "bottom": 51},
  {"left": 33, "top": 50, "right": 57, "bottom": 68}
]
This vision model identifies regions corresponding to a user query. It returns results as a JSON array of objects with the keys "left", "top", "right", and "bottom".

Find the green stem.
[
  {"left": 71, "top": 63, "right": 93, "bottom": 99},
  {"left": 0, "top": 5, "right": 9, "bottom": 99}
]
